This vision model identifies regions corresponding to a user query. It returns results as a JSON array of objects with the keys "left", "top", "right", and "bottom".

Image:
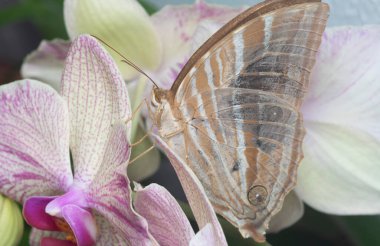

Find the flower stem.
[{"left": 130, "top": 75, "right": 147, "bottom": 143}]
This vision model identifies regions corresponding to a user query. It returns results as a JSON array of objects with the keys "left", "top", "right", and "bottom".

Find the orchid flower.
[
  {"left": 19, "top": 0, "right": 380, "bottom": 236},
  {"left": 1, "top": 34, "right": 228, "bottom": 245},
  {"left": 0, "top": 35, "right": 154, "bottom": 245}
]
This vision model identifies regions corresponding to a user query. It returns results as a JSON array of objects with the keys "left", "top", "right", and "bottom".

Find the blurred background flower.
[
  {"left": 0, "top": 194, "right": 24, "bottom": 246},
  {"left": 1, "top": 0, "right": 380, "bottom": 245}
]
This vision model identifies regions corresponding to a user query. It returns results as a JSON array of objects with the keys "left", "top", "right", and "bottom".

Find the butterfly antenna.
[{"left": 91, "top": 35, "right": 159, "bottom": 88}]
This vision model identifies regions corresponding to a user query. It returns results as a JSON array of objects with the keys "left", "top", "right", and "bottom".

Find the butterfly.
[{"left": 149, "top": 0, "right": 329, "bottom": 242}]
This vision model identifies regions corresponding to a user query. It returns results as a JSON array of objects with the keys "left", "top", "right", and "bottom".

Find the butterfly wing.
[{"left": 161, "top": 0, "right": 329, "bottom": 241}]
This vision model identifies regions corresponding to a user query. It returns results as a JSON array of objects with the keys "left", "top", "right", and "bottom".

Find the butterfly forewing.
[{"left": 153, "top": 0, "right": 329, "bottom": 242}]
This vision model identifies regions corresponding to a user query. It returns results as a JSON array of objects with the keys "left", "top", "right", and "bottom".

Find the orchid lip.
[{"left": 45, "top": 187, "right": 88, "bottom": 217}]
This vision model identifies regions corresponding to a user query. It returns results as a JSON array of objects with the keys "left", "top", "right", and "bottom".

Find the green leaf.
[
  {"left": 0, "top": 0, "right": 67, "bottom": 39},
  {"left": 336, "top": 215, "right": 380, "bottom": 246}
]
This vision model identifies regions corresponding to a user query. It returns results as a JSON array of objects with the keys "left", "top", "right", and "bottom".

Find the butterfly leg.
[
  {"left": 124, "top": 98, "right": 148, "bottom": 125},
  {"left": 128, "top": 145, "right": 156, "bottom": 165}
]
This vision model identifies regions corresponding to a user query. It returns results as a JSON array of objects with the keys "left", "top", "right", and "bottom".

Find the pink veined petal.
[
  {"left": 61, "top": 35, "right": 131, "bottom": 185},
  {"left": 152, "top": 134, "right": 227, "bottom": 246},
  {"left": 21, "top": 39, "right": 71, "bottom": 91},
  {"left": 29, "top": 229, "right": 66, "bottom": 246},
  {"left": 297, "top": 26, "right": 380, "bottom": 214},
  {"left": 150, "top": 1, "right": 243, "bottom": 89},
  {"left": 134, "top": 183, "right": 195, "bottom": 246},
  {"left": 23, "top": 196, "right": 59, "bottom": 231},
  {"left": 86, "top": 123, "right": 153, "bottom": 244},
  {"left": 61, "top": 205, "right": 97, "bottom": 246},
  {"left": 92, "top": 213, "right": 131, "bottom": 245},
  {"left": 0, "top": 80, "right": 73, "bottom": 203}
]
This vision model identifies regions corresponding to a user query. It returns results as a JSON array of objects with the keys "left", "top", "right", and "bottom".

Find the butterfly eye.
[{"left": 247, "top": 185, "right": 268, "bottom": 207}]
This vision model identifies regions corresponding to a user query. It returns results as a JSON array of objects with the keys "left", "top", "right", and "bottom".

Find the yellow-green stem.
[{"left": 130, "top": 75, "right": 147, "bottom": 143}]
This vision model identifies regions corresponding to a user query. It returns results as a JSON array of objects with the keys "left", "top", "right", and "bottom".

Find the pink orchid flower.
[{"left": 0, "top": 34, "right": 151, "bottom": 245}]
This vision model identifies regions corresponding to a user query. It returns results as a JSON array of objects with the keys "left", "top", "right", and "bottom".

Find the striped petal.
[
  {"left": 296, "top": 26, "right": 380, "bottom": 214},
  {"left": 21, "top": 39, "right": 70, "bottom": 91},
  {"left": 152, "top": 134, "right": 227, "bottom": 246},
  {"left": 150, "top": 1, "right": 243, "bottom": 89},
  {"left": 29, "top": 229, "right": 66, "bottom": 246},
  {"left": 134, "top": 183, "right": 195, "bottom": 245},
  {"left": 93, "top": 214, "right": 132, "bottom": 245},
  {"left": 61, "top": 35, "right": 131, "bottom": 185},
  {"left": 64, "top": 0, "right": 162, "bottom": 79},
  {"left": 86, "top": 123, "right": 152, "bottom": 244},
  {"left": 0, "top": 80, "right": 72, "bottom": 203}
]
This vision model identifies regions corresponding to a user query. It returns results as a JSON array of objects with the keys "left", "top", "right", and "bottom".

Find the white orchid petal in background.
[
  {"left": 64, "top": 0, "right": 162, "bottom": 79},
  {"left": 296, "top": 26, "right": 380, "bottom": 214},
  {"left": 20, "top": 39, "right": 70, "bottom": 91},
  {"left": 150, "top": 0, "right": 243, "bottom": 89},
  {"left": 268, "top": 191, "right": 304, "bottom": 233}
]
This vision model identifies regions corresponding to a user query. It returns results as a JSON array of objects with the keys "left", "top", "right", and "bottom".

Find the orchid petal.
[
  {"left": 134, "top": 183, "right": 195, "bottom": 245},
  {"left": 296, "top": 123, "right": 380, "bottom": 214},
  {"left": 0, "top": 195, "right": 24, "bottom": 246},
  {"left": 61, "top": 205, "right": 97, "bottom": 246},
  {"left": 61, "top": 35, "right": 130, "bottom": 185},
  {"left": 325, "top": 0, "right": 380, "bottom": 26},
  {"left": 30, "top": 229, "right": 66, "bottom": 246},
  {"left": 45, "top": 187, "right": 87, "bottom": 218},
  {"left": 86, "top": 123, "right": 152, "bottom": 244},
  {"left": 189, "top": 224, "right": 214, "bottom": 246},
  {"left": 23, "top": 196, "right": 59, "bottom": 231},
  {"left": 41, "top": 238, "right": 76, "bottom": 246},
  {"left": 303, "top": 26, "right": 380, "bottom": 140},
  {"left": 92, "top": 213, "right": 130, "bottom": 245},
  {"left": 268, "top": 191, "right": 304, "bottom": 233},
  {"left": 150, "top": 1, "right": 243, "bottom": 89},
  {"left": 21, "top": 39, "right": 70, "bottom": 91},
  {"left": 64, "top": 0, "right": 162, "bottom": 79},
  {"left": 152, "top": 134, "right": 227, "bottom": 246},
  {"left": 0, "top": 80, "right": 72, "bottom": 203},
  {"left": 297, "top": 26, "right": 380, "bottom": 214}
]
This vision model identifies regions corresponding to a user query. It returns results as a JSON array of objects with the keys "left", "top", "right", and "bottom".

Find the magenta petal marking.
[
  {"left": 41, "top": 237, "right": 76, "bottom": 246},
  {"left": 45, "top": 187, "right": 88, "bottom": 217},
  {"left": 23, "top": 196, "right": 59, "bottom": 231},
  {"left": 61, "top": 205, "right": 97, "bottom": 246}
]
